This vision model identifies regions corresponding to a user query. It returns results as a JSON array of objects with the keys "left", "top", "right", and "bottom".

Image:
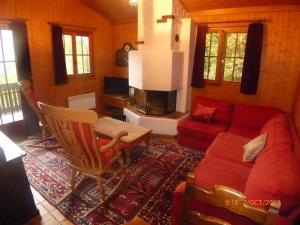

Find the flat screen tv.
[{"left": 103, "top": 77, "right": 129, "bottom": 96}]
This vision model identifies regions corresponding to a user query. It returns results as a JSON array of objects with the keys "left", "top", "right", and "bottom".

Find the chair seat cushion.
[
  {"left": 97, "top": 139, "right": 126, "bottom": 166},
  {"left": 206, "top": 132, "right": 253, "bottom": 168}
]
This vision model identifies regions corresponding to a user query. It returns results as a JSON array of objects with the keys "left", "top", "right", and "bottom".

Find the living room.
[{"left": 0, "top": 0, "right": 300, "bottom": 225}]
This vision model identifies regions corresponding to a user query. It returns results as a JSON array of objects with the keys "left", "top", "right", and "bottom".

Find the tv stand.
[{"left": 100, "top": 94, "right": 129, "bottom": 119}]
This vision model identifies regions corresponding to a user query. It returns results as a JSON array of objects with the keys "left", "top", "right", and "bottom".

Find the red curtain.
[
  {"left": 10, "top": 21, "right": 40, "bottom": 135},
  {"left": 191, "top": 26, "right": 208, "bottom": 88},
  {"left": 52, "top": 25, "right": 68, "bottom": 85},
  {"left": 240, "top": 23, "right": 264, "bottom": 95}
]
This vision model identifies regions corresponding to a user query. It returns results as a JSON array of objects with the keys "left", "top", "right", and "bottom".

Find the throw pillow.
[
  {"left": 191, "top": 104, "right": 217, "bottom": 123},
  {"left": 243, "top": 133, "right": 268, "bottom": 162}
]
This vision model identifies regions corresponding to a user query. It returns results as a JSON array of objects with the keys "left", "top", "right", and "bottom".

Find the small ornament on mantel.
[{"left": 115, "top": 42, "right": 136, "bottom": 67}]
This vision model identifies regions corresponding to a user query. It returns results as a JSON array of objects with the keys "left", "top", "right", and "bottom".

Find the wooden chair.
[
  {"left": 18, "top": 80, "right": 59, "bottom": 150},
  {"left": 38, "top": 102, "right": 128, "bottom": 203},
  {"left": 182, "top": 172, "right": 281, "bottom": 225}
]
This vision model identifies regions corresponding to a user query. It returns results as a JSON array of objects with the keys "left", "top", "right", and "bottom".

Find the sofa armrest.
[{"left": 181, "top": 172, "right": 281, "bottom": 225}]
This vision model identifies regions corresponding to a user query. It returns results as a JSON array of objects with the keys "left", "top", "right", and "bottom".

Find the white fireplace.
[{"left": 125, "top": 0, "right": 196, "bottom": 135}]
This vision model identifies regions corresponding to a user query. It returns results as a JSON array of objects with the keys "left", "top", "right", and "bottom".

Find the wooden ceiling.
[{"left": 81, "top": 0, "right": 300, "bottom": 24}]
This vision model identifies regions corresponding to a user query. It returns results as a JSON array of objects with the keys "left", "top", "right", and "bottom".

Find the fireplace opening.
[{"left": 132, "top": 88, "right": 177, "bottom": 116}]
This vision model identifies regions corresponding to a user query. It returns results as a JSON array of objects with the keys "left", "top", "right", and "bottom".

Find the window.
[
  {"left": 204, "top": 28, "right": 247, "bottom": 83},
  {"left": 0, "top": 29, "right": 23, "bottom": 125},
  {"left": 62, "top": 31, "right": 92, "bottom": 76}
]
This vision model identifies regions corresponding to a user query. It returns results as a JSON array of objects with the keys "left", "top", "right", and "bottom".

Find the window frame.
[
  {"left": 203, "top": 26, "right": 248, "bottom": 86},
  {"left": 62, "top": 30, "right": 94, "bottom": 78}
]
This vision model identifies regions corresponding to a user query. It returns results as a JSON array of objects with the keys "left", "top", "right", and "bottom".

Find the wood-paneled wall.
[
  {"left": 189, "top": 5, "right": 300, "bottom": 113},
  {"left": 293, "top": 75, "right": 300, "bottom": 136},
  {"left": 0, "top": 0, "right": 113, "bottom": 110},
  {"left": 112, "top": 22, "right": 137, "bottom": 77}
]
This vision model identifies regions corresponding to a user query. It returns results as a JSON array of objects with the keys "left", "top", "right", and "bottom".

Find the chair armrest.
[
  {"left": 98, "top": 130, "right": 128, "bottom": 153},
  {"left": 183, "top": 172, "right": 281, "bottom": 225}
]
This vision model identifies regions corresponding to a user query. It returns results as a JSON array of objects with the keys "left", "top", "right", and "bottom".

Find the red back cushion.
[
  {"left": 245, "top": 145, "right": 300, "bottom": 215},
  {"left": 260, "top": 113, "right": 292, "bottom": 150},
  {"left": 191, "top": 96, "right": 233, "bottom": 124},
  {"left": 27, "top": 89, "right": 40, "bottom": 111},
  {"left": 231, "top": 104, "right": 281, "bottom": 130},
  {"left": 190, "top": 104, "right": 217, "bottom": 123}
]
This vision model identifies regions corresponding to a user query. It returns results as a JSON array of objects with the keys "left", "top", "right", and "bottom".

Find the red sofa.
[{"left": 173, "top": 98, "right": 300, "bottom": 225}]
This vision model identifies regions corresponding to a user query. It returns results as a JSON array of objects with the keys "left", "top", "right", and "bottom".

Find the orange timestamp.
[{"left": 225, "top": 199, "right": 281, "bottom": 207}]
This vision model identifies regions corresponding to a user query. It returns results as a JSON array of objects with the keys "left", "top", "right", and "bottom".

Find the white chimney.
[{"left": 128, "top": 0, "right": 195, "bottom": 113}]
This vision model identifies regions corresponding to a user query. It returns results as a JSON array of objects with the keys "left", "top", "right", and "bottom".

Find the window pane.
[
  {"left": 77, "top": 56, "right": 83, "bottom": 74},
  {"left": 63, "top": 35, "right": 72, "bottom": 55},
  {"left": 205, "top": 34, "right": 211, "bottom": 56},
  {"left": 236, "top": 33, "right": 247, "bottom": 57},
  {"left": 1, "top": 30, "right": 15, "bottom": 61},
  {"left": 0, "top": 63, "right": 5, "bottom": 84},
  {"left": 5, "top": 62, "right": 17, "bottom": 83},
  {"left": 0, "top": 38, "right": 3, "bottom": 61},
  {"left": 82, "top": 36, "right": 89, "bottom": 54},
  {"left": 208, "top": 57, "right": 217, "bottom": 80},
  {"left": 234, "top": 58, "right": 244, "bottom": 82},
  {"left": 210, "top": 33, "right": 219, "bottom": 56},
  {"left": 224, "top": 58, "right": 234, "bottom": 81},
  {"left": 226, "top": 33, "right": 237, "bottom": 57},
  {"left": 76, "top": 36, "right": 83, "bottom": 55},
  {"left": 65, "top": 56, "right": 74, "bottom": 75},
  {"left": 83, "top": 56, "right": 90, "bottom": 73},
  {"left": 204, "top": 57, "right": 209, "bottom": 79}
]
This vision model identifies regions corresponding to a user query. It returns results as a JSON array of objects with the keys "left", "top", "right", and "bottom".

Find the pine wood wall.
[
  {"left": 112, "top": 22, "right": 137, "bottom": 77},
  {"left": 189, "top": 5, "right": 300, "bottom": 113},
  {"left": 0, "top": 0, "right": 113, "bottom": 110},
  {"left": 293, "top": 75, "right": 300, "bottom": 136}
]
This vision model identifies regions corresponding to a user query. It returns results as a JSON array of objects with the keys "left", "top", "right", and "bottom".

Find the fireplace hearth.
[{"left": 132, "top": 89, "right": 177, "bottom": 116}]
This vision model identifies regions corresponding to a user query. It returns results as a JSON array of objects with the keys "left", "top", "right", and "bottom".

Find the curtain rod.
[
  {"left": 197, "top": 19, "right": 271, "bottom": 25},
  {"left": 48, "top": 22, "right": 97, "bottom": 31}
]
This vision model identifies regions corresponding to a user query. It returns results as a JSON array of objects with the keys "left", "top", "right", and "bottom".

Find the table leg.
[
  {"left": 125, "top": 146, "right": 132, "bottom": 166},
  {"left": 145, "top": 133, "right": 151, "bottom": 149}
]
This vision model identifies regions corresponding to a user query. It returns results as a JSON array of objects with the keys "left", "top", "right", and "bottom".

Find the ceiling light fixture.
[{"left": 129, "top": 0, "right": 138, "bottom": 6}]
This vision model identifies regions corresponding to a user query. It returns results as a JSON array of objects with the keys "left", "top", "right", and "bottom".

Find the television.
[{"left": 103, "top": 77, "right": 129, "bottom": 96}]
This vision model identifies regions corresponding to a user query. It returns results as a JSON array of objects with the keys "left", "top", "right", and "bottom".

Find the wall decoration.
[{"left": 115, "top": 42, "right": 136, "bottom": 67}]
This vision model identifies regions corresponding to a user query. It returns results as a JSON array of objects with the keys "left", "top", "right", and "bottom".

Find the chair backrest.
[
  {"left": 18, "top": 80, "right": 46, "bottom": 125},
  {"left": 182, "top": 173, "right": 280, "bottom": 225},
  {"left": 39, "top": 102, "right": 104, "bottom": 171}
]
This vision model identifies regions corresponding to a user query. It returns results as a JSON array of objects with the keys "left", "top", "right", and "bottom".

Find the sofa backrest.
[
  {"left": 192, "top": 96, "right": 234, "bottom": 124},
  {"left": 260, "top": 113, "right": 292, "bottom": 150},
  {"left": 231, "top": 103, "right": 281, "bottom": 130},
  {"left": 245, "top": 144, "right": 300, "bottom": 216}
]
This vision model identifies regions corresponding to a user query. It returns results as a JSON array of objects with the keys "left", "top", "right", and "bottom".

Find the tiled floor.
[{"left": 27, "top": 186, "right": 72, "bottom": 225}]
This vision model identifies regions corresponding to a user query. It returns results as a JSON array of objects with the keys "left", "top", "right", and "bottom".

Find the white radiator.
[{"left": 67, "top": 92, "right": 96, "bottom": 110}]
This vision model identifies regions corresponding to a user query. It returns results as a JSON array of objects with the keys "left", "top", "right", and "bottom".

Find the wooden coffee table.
[{"left": 94, "top": 117, "right": 152, "bottom": 164}]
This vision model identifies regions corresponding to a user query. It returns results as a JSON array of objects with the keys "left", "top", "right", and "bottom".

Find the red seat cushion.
[
  {"left": 206, "top": 132, "right": 253, "bottom": 167},
  {"left": 245, "top": 145, "right": 300, "bottom": 215},
  {"left": 178, "top": 118, "right": 228, "bottom": 140},
  {"left": 177, "top": 118, "right": 229, "bottom": 150},
  {"left": 193, "top": 155, "right": 251, "bottom": 191},
  {"left": 97, "top": 139, "right": 125, "bottom": 166},
  {"left": 228, "top": 125, "right": 260, "bottom": 139},
  {"left": 231, "top": 103, "right": 281, "bottom": 130},
  {"left": 191, "top": 96, "right": 234, "bottom": 123}
]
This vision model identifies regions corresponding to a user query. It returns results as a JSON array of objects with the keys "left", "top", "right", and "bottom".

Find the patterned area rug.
[{"left": 20, "top": 138, "right": 203, "bottom": 225}]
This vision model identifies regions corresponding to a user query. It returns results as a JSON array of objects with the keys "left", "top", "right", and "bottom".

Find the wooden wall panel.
[
  {"left": 293, "top": 75, "right": 300, "bottom": 136},
  {"left": 0, "top": 0, "right": 113, "bottom": 111},
  {"left": 112, "top": 22, "right": 137, "bottom": 77},
  {"left": 190, "top": 6, "right": 300, "bottom": 112}
]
